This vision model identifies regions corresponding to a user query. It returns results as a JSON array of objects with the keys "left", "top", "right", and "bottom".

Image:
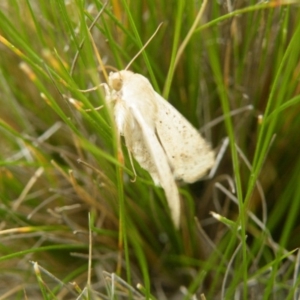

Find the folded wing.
[
  {"left": 154, "top": 92, "right": 215, "bottom": 183},
  {"left": 129, "top": 105, "right": 181, "bottom": 228}
]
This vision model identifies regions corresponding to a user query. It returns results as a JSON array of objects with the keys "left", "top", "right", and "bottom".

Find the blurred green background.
[{"left": 1, "top": 0, "right": 300, "bottom": 299}]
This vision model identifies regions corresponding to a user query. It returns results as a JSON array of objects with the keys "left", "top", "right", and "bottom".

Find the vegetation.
[{"left": 0, "top": 0, "right": 300, "bottom": 299}]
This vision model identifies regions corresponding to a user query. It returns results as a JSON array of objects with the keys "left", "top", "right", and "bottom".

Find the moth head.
[{"left": 109, "top": 72, "right": 123, "bottom": 91}]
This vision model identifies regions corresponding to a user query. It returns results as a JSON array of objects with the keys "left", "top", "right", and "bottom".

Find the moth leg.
[
  {"left": 63, "top": 94, "right": 104, "bottom": 112},
  {"left": 127, "top": 148, "right": 137, "bottom": 183},
  {"left": 64, "top": 82, "right": 108, "bottom": 112},
  {"left": 77, "top": 83, "right": 106, "bottom": 93},
  {"left": 101, "top": 82, "right": 110, "bottom": 97},
  {"left": 84, "top": 105, "right": 104, "bottom": 112}
]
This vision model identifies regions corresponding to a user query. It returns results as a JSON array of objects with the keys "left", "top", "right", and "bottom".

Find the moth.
[{"left": 104, "top": 70, "right": 215, "bottom": 228}]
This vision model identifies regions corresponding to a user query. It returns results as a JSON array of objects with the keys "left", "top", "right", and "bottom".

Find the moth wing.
[
  {"left": 128, "top": 104, "right": 181, "bottom": 228},
  {"left": 154, "top": 92, "right": 215, "bottom": 183}
]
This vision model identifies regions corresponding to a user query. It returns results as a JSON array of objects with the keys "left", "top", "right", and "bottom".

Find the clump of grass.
[{"left": 1, "top": 0, "right": 300, "bottom": 299}]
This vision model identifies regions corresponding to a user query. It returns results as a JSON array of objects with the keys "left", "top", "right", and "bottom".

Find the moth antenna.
[
  {"left": 127, "top": 148, "right": 137, "bottom": 183},
  {"left": 125, "top": 22, "right": 163, "bottom": 70},
  {"left": 98, "top": 65, "right": 119, "bottom": 73},
  {"left": 87, "top": 29, "right": 109, "bottom": 83}
]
